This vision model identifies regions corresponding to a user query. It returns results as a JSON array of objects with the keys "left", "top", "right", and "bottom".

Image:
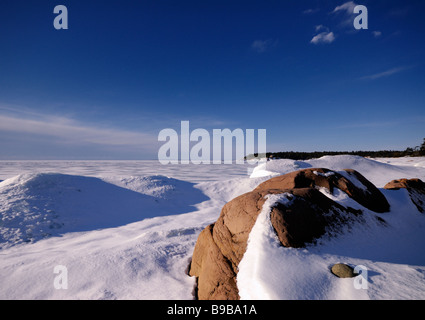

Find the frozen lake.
[{"left": 0, "top": 160, "right": 253, "bottom": 183}]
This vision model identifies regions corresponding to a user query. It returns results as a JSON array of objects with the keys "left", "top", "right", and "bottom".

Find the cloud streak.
[
  {"left": 251, "top": 39, "right": 278, "bottom": 53},
  {"left": 311, "top": 31, "right": 335, "bottom": 44},
  {"left": 0, "top": 105, "right": 243, "bottom": 159},
  {"left": 332, "top": 1, "right": 357, "bottom": 14},
  {"left": 331, "top": 1, "right": 360, "bottom": 29},
  {"left": 303, "top": 8, "right": 319, "bottom": 15},
  {"left": 360, "top": 66, "right": 409, "bottom": 80},
  {"left": 0, "top": 107, "right": 159, "bottom": 154}
]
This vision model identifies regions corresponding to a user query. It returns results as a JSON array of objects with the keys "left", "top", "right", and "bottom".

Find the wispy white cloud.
[
  {"left": 310, "top": 31, "right": 335, "bottom": 44},
  {"left": 307, "top": 2, "right": 359, "bottom": 45},
  {"left": 0, "top": 107, "right": 158, "bottom": 150},
  {"left": 332, "top": 1, "right": 357, "bottom": 14},
  {"left": 315, "top": 25, "right": 329, "bottom": 32},
  {"left": 251, "top": 39, "right": 278, "bottom": 53},
  {"left": 309, "top": 2, "right": 383, "bottom": 43},
  {"left": 0, "top": 104, "right": 247, "bottom": 160},
  {"left": 303, "top": 8, "right": 319, "bottom": 15},
  {"left": 360, "top": 66, "right": 409, "bottom": 80},
  {"left": 331, "top": 1, "right": 360, "bottom": 29}
]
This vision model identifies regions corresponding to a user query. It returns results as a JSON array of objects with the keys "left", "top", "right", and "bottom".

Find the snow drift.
[
  {"left": 251, "top": 155, "right": 425, "bottom": 187},
  {"left": 0, "top": 173, "right": 208, "bottom": 249}
]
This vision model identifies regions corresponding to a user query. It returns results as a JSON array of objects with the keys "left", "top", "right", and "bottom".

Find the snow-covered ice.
[{"left": 0, "top": 156, "right": 425, "bottom": 299}]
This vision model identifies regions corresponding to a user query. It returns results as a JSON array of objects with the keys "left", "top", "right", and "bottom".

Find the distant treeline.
[{"left": 246, "top": 139, "right": 425, "bottom": 161}]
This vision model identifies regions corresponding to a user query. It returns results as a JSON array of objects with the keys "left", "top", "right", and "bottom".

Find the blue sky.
[{"left": 0, "top": 0, "right": 424, "bottom": 159}]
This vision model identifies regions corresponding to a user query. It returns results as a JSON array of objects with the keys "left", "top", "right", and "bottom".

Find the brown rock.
[
  {"left": 270, "top": 188, "right": 359, "bottom": 248},
  {"left": 255, "top": 168, "right": 390, "bottom": 213},
  {"left": 384, "top": 178, "right": 425, "bottom": 213},
  {"left": 189, "top": 224, "right": 239, "bottom": 300},
  {"left": 340, "top": 169, "right": 390, "bottom": 213},
  {"left": 384, "top": 178, "right": 425, "bottom": 192},
  {"left": 212, "top": 189, "right": 271, "bottom": 270}
]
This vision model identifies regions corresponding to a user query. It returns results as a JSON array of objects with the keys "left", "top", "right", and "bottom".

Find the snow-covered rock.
[{"left": 189, "top": 167, "right": 397, "bottom": 299}]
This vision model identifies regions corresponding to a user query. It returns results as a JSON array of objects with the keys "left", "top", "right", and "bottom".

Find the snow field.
[{"left": 0, "top": 156, "right": 424, "bottom": 299}]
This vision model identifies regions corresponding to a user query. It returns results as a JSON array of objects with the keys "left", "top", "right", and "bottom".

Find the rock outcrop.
[
  {"left": 384, "top": 178, "right": 425, "bottom": 213},
  {"left": 269, "top": 187, "right": 361, "bottom": 248},
  {"left": 189, "top": 224, "right": 239, "bottom": 300},
  {"left": 188, "top": 168, "right": 390, "bottom": 300},
  {"left": 255, "top": 168, "right": 390, "bottom": 213}
]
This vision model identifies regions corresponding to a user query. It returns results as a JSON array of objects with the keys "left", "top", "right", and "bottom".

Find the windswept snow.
[
  {"left": 0, "top": 163, "right": 257, "bottom": 299},
  {"left": 0, "top": 173, "right": 208, "bottom": 249},
  {"left": 0, "top": 156, "right": 425, "bottom": 300},
  {"left": 250, "top": 159, "right": 311, "bottom": 178}
]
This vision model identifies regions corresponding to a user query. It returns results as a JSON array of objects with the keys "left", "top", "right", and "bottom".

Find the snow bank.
[
  {"left": 373, "top": 157, "right": 425, "bottom": 169},
  {"left": 0, "top": 169, "right": 252, "bottom": 299},
  {"left": 0, "top": 215, "right": 202, "bottom": 299},
  {"left": 251, "top": 155, "right": 425, "bottom": 188},
  {"left": 0, "top": 173, "right": 208, "bottom": 249},
  {"left": 250, "top": 159, "right": 311, "bottom": 178}
]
